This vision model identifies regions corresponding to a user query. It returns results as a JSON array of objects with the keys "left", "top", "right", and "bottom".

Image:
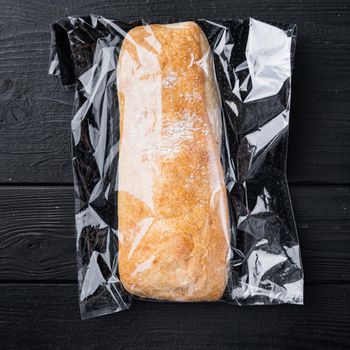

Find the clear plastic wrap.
[{"left": 49, "top": 15, "right": 303, "bottom": 319}]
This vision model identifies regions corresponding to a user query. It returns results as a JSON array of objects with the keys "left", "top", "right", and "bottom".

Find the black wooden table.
[{"left": 0, "top": 1, "right": 349, "bottom": 349}]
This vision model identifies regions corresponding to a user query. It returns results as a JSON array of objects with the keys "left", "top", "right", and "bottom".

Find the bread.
[{"left": 117, "top": 21, "right": 230, "bottom": 301}]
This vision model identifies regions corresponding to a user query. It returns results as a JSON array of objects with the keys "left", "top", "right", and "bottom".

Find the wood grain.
[
  {"left": 0, "top": 186, "right": 349, "bottom": 283},
  {"left": 0, "top": 1, "right": 349, "bottom": 183},
  {"left": 0, "top": 187, "right": 75, "bottom": 281},
  {"left": 0, "top": 283, "right": 349, "bottom": 349}
]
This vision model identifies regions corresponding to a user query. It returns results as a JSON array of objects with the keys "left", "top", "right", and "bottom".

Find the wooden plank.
[
  {"left": 0, "top": 0, "right": 350, "bottom": 25},
  {"left": 0, "top": 2, "right": 349, "bottom": 183},
  {"left": 288, "top": 94, "right": 350, "bottom": 184},
  {"left": 0, "top": 283, "right": 349, "bottom": 349},
  {"left": 0, "top": 186, "right": 349, "bottom": 282},
  {"left": 0, "top": 186, "right": 75, "bottom": 281}
]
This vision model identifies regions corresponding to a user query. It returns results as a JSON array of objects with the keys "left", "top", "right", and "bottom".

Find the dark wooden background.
[{"left": 0, "top": 0, "right": 349, "bottom": 349}]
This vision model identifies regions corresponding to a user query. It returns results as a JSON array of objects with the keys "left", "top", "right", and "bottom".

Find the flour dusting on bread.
[{"left": 117, "top": 21, "right": 229, "bottom": 301}]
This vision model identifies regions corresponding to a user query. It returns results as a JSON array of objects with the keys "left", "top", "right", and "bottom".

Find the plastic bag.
[{"left": 49, "top": 15, "right": 303, "bottom": 319}]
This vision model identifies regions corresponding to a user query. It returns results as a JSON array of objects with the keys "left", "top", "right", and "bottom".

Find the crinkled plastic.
[{"left": 49, "top": 15, "right": 303, "bottom": 319}]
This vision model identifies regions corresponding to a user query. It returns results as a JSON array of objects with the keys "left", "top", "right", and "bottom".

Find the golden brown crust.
[{"left": 117, "top": 21, "right": 229, "bottom": 301}]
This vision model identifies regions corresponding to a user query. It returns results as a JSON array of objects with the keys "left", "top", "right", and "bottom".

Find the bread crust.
[{"left": 117, "top": 21, "right": 229, "bottom": 301}]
